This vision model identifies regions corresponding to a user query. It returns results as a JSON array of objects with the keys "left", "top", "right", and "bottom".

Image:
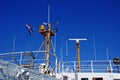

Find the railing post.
[
  {"left": 20, "top": 52, "right": 23, "bottom": 65},
  {"left": 59, "top": 62, "right": 60, "bottom": 73},
  {"left": 91, "top": 61, "right": 93, "bottom": 73},
  {"left": 74, "top": 61, "right": 76, "bottom": 72},
  {"left": 62, "top": 62, "right": 64, "bottom": 72},
  {"left": 109, "top": 60, "right": 113, "bottom": 73},
  {"left": 55, "top": 59, "right": 57, "bottom": 73}
]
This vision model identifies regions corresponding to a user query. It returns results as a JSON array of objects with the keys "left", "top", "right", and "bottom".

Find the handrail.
[{"left": 0, "top": 51, "right": 120, "bottom": 73}]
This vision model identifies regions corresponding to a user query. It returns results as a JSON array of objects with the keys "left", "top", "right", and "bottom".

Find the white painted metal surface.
[{"left": 0, "top": 60, "right": 59, "bottom": 80}]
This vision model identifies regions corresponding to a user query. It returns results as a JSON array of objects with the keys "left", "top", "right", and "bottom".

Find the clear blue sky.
[{"left": 0, "top": 0, "right": 120, "bottom": 61}]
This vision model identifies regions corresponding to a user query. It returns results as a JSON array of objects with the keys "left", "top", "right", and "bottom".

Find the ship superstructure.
[{"left": 55, "top": 38, "right": 120, "bottom": 80}]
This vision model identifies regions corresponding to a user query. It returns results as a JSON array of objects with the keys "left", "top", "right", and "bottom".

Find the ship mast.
[
  {"left": 46, "top": 5, "right": 51, "bottom": 70},
  {"left": 69, "top": 38, "right": 87, "bottom": 72},
  {"left": 39, "top": 5, "right": 57, "bottom": 73},
  {"left": 25, "top": 5, "right": 58, "bottom": 73}
]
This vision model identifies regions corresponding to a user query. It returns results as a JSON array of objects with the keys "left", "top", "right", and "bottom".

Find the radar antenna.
[{"left": 69, "top": 38, "right": 87, "bottom": 72}]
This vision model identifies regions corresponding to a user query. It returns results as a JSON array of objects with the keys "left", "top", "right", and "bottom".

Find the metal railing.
[
  {"left": 0, "top": 51, "right": 57, "bottom": 71},
  {"left": 57, "top": 60, "right": 120, "bottom": 73},
  {"left": 0, "top": 51, "right": 120, "bottom": 73}
]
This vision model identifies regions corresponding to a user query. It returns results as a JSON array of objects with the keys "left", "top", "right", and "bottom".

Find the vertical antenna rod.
[
  {"left": 66, "top": 39, "right": 68, "bottom": 68},
  {"left": 69, "top": 38, "right": 87, "bottom": 72},
  {"left": 48, "top": 5, "right": 50, "bottom": 23},
  {"left": 92, "top": 32, "right": 97, "bottom": 60},
  {"left": 60, "top": 37, "right": 63, "bottom": 62},
  {"left": 106, "top": 47, "right": 109, "bottom": 60},
  {"left": 12, "top": 36, "right": 16, "bottom": 59}
]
